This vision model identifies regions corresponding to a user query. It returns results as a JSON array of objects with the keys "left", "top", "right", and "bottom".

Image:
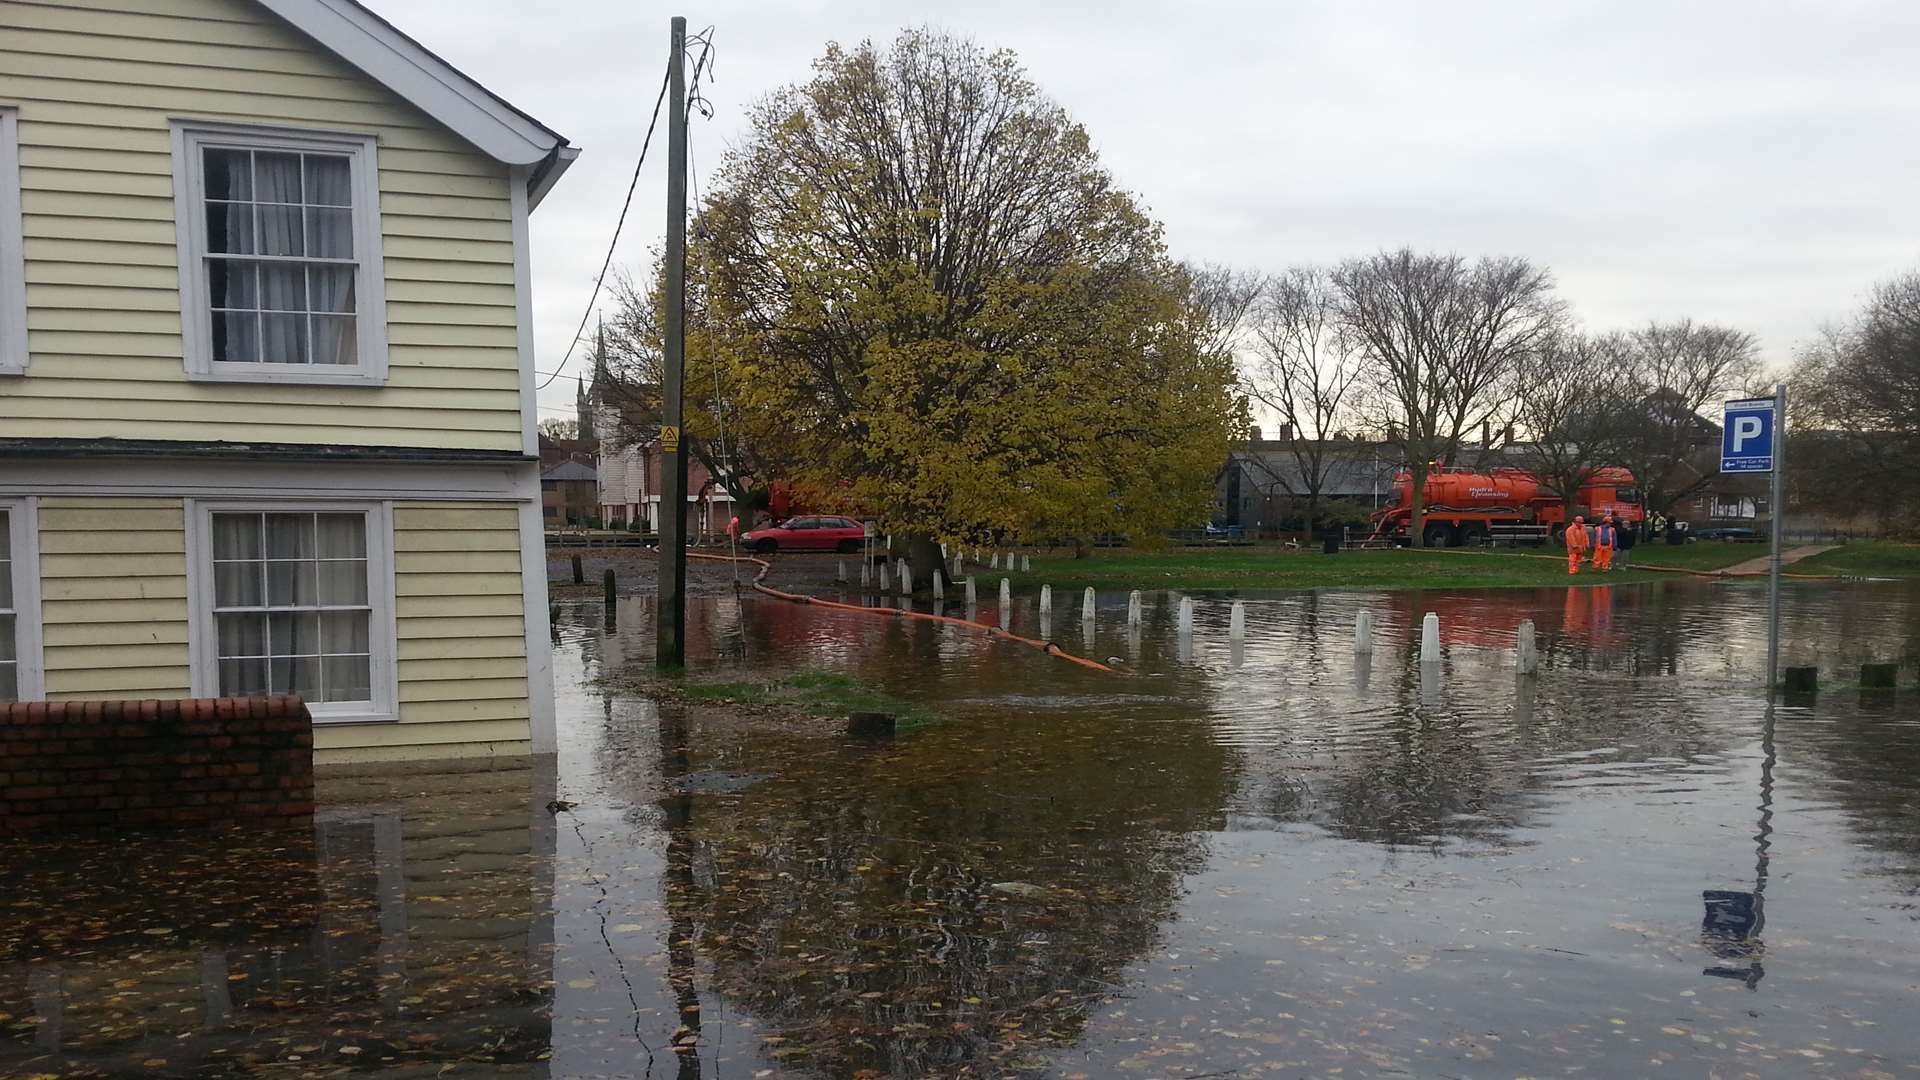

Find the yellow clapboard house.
[{"left": 0, "top": 0, "right": 575, "bottom": 764}]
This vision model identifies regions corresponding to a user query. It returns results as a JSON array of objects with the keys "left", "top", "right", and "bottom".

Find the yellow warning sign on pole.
[{"left": 661, "top": 425, "right": 680, "bottom": 453}]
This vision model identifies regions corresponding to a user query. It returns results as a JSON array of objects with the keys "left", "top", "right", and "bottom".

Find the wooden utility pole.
[{"left": 656, "top": 15, "right": 689, "bottom": 668}]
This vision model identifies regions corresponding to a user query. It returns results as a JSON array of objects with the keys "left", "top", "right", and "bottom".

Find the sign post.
[{"left": 1722, "top": 388, "right": 1786, "bottom": 689}]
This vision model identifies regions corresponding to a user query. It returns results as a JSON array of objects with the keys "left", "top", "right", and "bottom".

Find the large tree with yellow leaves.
[{"left": 689, "top": 29, "right": 1243, "bottom": 576}]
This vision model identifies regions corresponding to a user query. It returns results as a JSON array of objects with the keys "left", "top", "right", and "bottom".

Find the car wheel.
[
  {"left": 837, "top": 539, "right": 861, "bottom": 554},
  {"left": 754, "top": 538, "right": 778, "bottom": 555}
]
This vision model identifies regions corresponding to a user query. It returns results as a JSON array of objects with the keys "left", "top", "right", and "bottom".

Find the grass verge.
[
  {"left": 637, "top": 668, "right": 939, "bottom": 729},
  {"left": 1788, "top": 541, "right": 1920, "bottom": 578},
  {"left": 989, "top": 543, "right": 1763, "bottom": 593}
]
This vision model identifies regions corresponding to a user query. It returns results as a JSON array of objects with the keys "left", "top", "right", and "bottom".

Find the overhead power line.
[{"left": 536, "top": 57, "right": 674, "bottom": 392}]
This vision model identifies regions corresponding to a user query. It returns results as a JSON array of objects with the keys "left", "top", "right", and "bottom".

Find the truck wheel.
[{"left": 1422, "top": 522, "right": 1453, "bottom": 549}]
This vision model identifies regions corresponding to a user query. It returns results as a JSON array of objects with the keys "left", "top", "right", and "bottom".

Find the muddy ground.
[{"left": 546, "top": 544, "right": 863, "bottom": 598}]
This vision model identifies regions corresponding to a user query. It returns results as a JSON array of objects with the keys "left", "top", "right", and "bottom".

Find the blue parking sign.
[{"left": 1721, "top": 398, "right": 1776, "bottom": 473}]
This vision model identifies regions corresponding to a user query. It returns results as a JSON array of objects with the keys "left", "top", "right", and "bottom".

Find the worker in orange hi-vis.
[
  {"left": 1594, "top": 515, "right": 1617, "bottom": 572},
  {"left": 1565, "top": 515, "right": 1590, "bottom": 575}
]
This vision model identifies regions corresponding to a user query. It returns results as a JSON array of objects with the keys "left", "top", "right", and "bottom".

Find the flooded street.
[{"left": 7, "top": 578, "right": 1920, "bottom": 1077}]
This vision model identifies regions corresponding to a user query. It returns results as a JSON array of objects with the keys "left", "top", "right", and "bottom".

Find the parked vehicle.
[
  {"left": 1695, "top": 526, "right": 1759, "bottom": 541},
  {"left": 1368, "top": 466, "right": 1645, "bottom": 547},
  {"left": 741, "top": 516, "right": 868, "bottom": 554}
]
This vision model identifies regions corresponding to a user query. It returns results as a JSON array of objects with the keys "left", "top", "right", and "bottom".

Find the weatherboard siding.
[
  {"left": 0, "top": 0, "right": 525, "bottom": 451},
  {"left": 24, "top": 494, "right": 534, "bottom": 760}
]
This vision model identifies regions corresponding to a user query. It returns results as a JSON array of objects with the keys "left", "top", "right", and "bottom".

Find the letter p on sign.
[{"left": 1721, "top": 398, "right": 1776, "bottom": 474}]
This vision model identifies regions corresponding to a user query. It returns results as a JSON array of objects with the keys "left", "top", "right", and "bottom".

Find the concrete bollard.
[
  {"left": 1516, "top": 619, "right": 1538, "bottom": 676},
  {"left": 1021, "top": 554, "right": 1031, "bottom": 572},
  {"left": 991, "top": 552, "right": 1000, "bottom": 570},
  {"left": 571, "top": 553, "right": 584, "bottom": 585},
  {"left": 1861, "top": 662, "right": 1898, "bottom": 689},
  {"left": 1782, "top": 666, "right": 1818, "bottom": 693},
  {"left": 933, "top": 570, "right": 945, "bottom": 601},
  {"left": 1000, "top": 578, "right": 1011, "bottom": 609},
  {"left": 602, "top": 568, "right": 617, "bottom": 610},
  {"left": 1229, "top": 600, "right": 1245, "bottom": 640},
  {"left": 1177, "top": 596, "right": 1194, "bottom": 636},
  {"left": 899, "top": 559, "right": 912, "bottom": 595},
  {"left": 1040, "top": 584, "right": 1053, "bottom": 615},
  {"left": 1354, "top": 610, "right": 1374, "bottom": 655},
  {"left": 1420, "top": 612, "right": 1440, "bottom": 665},
  {"left": 965, "top": 577, "right": 977, "bottom": 605},
  {"left": 860, "top": 559, "right": 870, "bottom": 588},
  {"left": 953, "top": 554, "right": 964, "bottom": 580},
  {"left": 1127, "top": 590, "right": 1143, "bottom": 627},
  {"left": 1083, "top": 587, "right": 1096, "bottom": 624},
  {"left": 836, "top": 560, "right": 848, "bottom": 584}
]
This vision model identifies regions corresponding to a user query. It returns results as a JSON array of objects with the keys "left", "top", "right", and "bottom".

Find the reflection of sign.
[
  {"left": 1721, "top": 398, "right": 1776, "bottom": 473},
  {"left": 661, "top": 425, "right": 680, "bottom": 453}
]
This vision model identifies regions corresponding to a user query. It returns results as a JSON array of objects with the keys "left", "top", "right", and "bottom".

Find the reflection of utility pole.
[
  {"left": 1702, "top": 703, "right": 1774, "bottom": 989},
  {"left": 656, "top": 14, "right": 690, "bottom": 668},
  {"left": 660, "top": 704, "right": 703, "bottom": 1077}
]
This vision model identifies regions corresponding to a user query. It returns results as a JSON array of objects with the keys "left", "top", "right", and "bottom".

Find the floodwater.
[{"left": 6, "top": 576, "right": 1920, "bottom": 1078}]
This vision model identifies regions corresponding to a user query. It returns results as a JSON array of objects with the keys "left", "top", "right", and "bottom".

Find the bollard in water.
[
  {"left": 1021, "top": 554, "right": 1031, "bottom": 572},
  {"left": 1177, "top": 596, "right": 1194, "bottom": 636},
  {"left": 1040, "top": 584, "right": 1053, "bottom": 615},
  {"left": 1229, "top": 600, "right": 1245, "bottom": 639},
  {"left": 860, "top": 560, "right": 870, "bottom": 588},
  {"left": 836, "top": 560, "right": 848, "bottom": 584},
  {"left": 1083, "top": 587, "right": 1096, "bottom": 624},
  {"left": 1861, "top": 662, "right": 1898, "bottom": 689},
  {"left": 1000, "top": 577, "right": 1012, "bottom": 608},
  {"left": 1421, "top": 612, "right": 1440, "bottom": 665},
  {"left": 933, "top": 570, "right": 945, "bottom": 601},
  {"left": 899, "top": 560, "right": 913, "bottom": 595},
  {"left": 965, "top": 577, "right": 977, "bottom": 605},
  {"left": 1354, "top": 610, "right": 1374, "bottom": 655},
  {"left": 1782, "top": 666, "right": 1818, "bottom": 693},
  {"left": 602, "top": 568, "right": 617, "bottom": 610},
  {"left": 1127, "top": 590, "right": 1143, "bottom": 627},
  {"left": 571, "top": 553, "right": 584, "bottom": 585},
  {"left": 953, "top": 554, "right": 964, "bottom": 580},
  {"left": 1516, "top": 619, "right": 1538, "bottom": 675}
]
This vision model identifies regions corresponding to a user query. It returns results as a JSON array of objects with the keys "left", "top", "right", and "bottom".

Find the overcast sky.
[{"left": 377, "top": 0, "right": 1920, "bottom": 426}]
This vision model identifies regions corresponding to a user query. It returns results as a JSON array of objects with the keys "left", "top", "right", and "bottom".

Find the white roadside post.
[
  {"left": 1354, "top": 610, "right": 1374, "bottom": 655},
  {"left": 1082, "top": 587, "right": 1097, "bottom": 625},
  {"left": 1040, "top": 584, "right": 1053, "bottom": 616},
  {"left": 933, "top": 570, "right": 945, "bottom": 602},
  {"left": 1516, "top": 619, "right": 1538, "bottom": 675},
  {"left": 1178, "top": 596, "right": 1195, "bottom": 636},
  {"left": 1229, "top": 600, "right": 1246, "bottom": 640},
  {"left": 1420, "top": 612, "right": 1440, "bottom": 666},
  {"left": 964, "top": 576, "right": 977, "bottom": 606},
  {"left": 1127, "top": 590, "right": 1143, "bottom": 627}
]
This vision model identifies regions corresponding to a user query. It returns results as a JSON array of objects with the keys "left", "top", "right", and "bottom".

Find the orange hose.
[{"left": 678, "top": 549, "right": 1117, "bottom": 673}]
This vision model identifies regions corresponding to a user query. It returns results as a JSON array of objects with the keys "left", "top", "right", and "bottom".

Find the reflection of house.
[
  {"left": 541, "top": 461, "right": 596, "bottom": 527},
  {"left": 0, "top": 0, "right": 572, "bottom": 761}
]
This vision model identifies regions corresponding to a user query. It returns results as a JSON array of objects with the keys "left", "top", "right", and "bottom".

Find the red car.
[{"left": 741, "top": 515, "right": 869, "bottom": 554}]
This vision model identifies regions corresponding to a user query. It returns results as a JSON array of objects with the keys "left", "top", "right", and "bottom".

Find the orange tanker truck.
[{"left": 1368, "top": 466, "right": 1644, "bottom": 547}]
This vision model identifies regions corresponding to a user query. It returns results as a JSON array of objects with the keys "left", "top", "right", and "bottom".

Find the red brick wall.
[{"left": 0, "top": 696, "right": 315, "bottom": 834}]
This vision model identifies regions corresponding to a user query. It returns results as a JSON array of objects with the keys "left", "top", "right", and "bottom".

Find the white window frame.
[
  {"left": 1, "top": 498, "right": 43, "bottom": 702},
  {"left": 169, "top": 120, "right": 388, "bottom": 386},
  {"left": 0, "top": 106, "right": 26, "bottom": 376},
  {"left": 184, "top": 499, "right": 399, "bottom": 725}
]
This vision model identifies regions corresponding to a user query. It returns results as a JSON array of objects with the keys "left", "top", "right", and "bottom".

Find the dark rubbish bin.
[{"left": 1323, "top": 532, "right": 1341, "bottom": 554}]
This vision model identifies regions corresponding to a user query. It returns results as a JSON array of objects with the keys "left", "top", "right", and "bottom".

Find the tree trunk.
[
  {"left": 1306, "top": 492, "right": 1321, "bottom": 538},
  {"left": 905, "top": 533, "right": 943, "bottom": 592},
  {"left": 1410, "top": 466, "right": 1428, "bottom": 547},
  {"left": 1072, "top": 537, "right": 1090, "bottom": 560}
]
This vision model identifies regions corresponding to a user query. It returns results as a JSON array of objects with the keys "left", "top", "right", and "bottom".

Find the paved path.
[{"left": 1724, "top": 544, "right": 1839, "bottom": 575}]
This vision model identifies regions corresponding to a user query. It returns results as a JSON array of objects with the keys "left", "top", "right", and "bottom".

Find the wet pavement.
[{"left": 6, "top": 577, "right": 1920, "bottom": 1078}]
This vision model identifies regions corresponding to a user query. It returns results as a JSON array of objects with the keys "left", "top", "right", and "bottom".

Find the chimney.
[
  {"left": 1502, "top": 424, "right": 1515, "bottom": 445},
  {"left": 1481, "top": 420, "right": 1492, "bottom": 446},
  {"left": 1248, "top": 425, "right": 1262, "bottom": 443},
  {"left": 1278, "top": 422, "right": 1294, "bottom": 442}
]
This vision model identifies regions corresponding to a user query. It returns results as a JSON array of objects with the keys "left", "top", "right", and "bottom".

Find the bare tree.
[
  {"left": 1614, "top": 319, "right": 1764, "bottom": 516},
  {"left": 1790, "top": 272, "right": 1920, "bottom": 529},
  {"left": 1505, "top": 331, "right": 1639, "bottom": 529},
  {"left": 1245, "top": 266, "right": 1363, "bottom": 532},
  {"left": 1335, "top": 249, "right": 1567, "bottom": 546},
  {"left": 1180, "top": 261, "right": 1265, "bottom": 362}
]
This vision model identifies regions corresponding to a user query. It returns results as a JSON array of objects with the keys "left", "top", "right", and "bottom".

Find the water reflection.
[{"left": 7, "top": 578, "right": 1920, "bottom": 1077}]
